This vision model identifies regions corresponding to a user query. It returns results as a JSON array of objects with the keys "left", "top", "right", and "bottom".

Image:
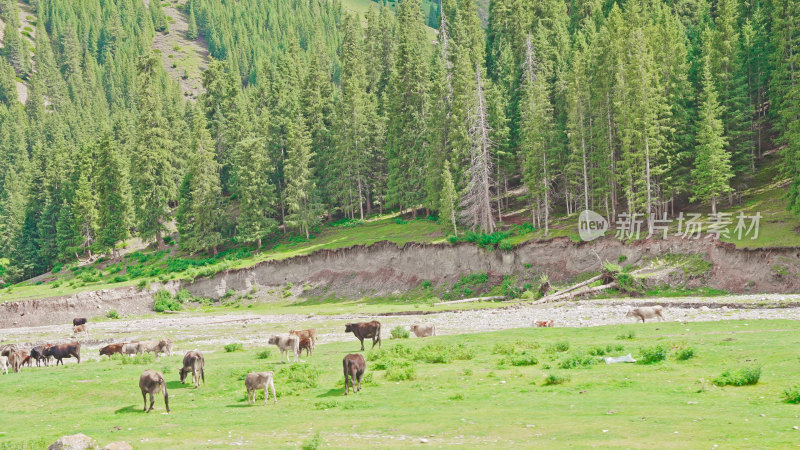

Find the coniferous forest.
[{"left": 0, "top": 0, "right": 798, "bottom": 282}]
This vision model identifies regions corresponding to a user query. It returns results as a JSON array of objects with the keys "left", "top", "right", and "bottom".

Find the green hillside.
[{"left": 0, "top": 0, "right": 799, "bottom": 292}]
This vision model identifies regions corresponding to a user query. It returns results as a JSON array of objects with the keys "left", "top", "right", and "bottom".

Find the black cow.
[
  {"left": 343, "top": 353, "right": 366, "bottom": 395},
  {"left": 73, "top": 317, "right": 87, "bottom": 327},
  {"left": 344, "top": 321, "right": 382, "bottom": 351},
  {"left": 30, "top": 345, "right": 50, "bottom": 366},
  {"left": 44, "top": 342, "right": 81, "bottom": 365}
]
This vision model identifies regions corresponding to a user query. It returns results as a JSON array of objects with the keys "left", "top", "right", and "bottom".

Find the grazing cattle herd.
[{"left": 0, "top": 307, "right": 665, "bottom": 412}]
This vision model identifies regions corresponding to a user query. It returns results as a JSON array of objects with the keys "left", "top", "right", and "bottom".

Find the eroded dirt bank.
[
  {"left": 185, "top": 236, "right": 800, "bottom": 298},
  {"left": 2, "top": 237, "right": 799, "bottom": 328}
]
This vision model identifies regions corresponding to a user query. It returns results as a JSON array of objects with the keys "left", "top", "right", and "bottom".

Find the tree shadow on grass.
[
  {"left": 166, "top": 381, "right": 189, "bottom": 389},
  {"left": 114, "top": 405, "right": 141, "bottom": 414},
  {"left": 225, "top": 403, "right": 253, "bottom": 408}
]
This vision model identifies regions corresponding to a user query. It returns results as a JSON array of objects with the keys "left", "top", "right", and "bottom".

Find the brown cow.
[
  {"left": 345, "top": 321, "right": 382, "bottom": 351},
  {"left": 139, "top": 370, "right": 169, "bottom": 413},
  {"left": 179, "top": 351, "right": 205, "bottom": 388},
  {"left": 298, "top": 337, "right": 313, "bottom": 357},
  {"left": 343, "top": 353, "right": 366, "bottom": 395},
  {"left": 100, "top": 343, "right": 125, "bottom": 357},
  {"left": 289, "top": 329, "right": 317, "bottom": 349},
  {"left": 534, "top": 320, "right": 554, "bottom": 328},
  {"left": 45, "top": 342, "right": 81, "bottom": 365}
]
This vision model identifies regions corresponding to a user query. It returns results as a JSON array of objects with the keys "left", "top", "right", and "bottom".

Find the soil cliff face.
[
  {"left": 2, "top": 237, "right": 798, "bottom": 327},
  {"left": 184, "top": 236, "right": 800, "bottom": 300}
]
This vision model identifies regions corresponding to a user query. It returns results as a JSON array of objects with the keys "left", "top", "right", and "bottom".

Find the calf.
[
  {"left": 289, "top": 329, "right": 317, "bottom": 349},
  {"left": 72, "top": 324, "right": 89, "bottom": 338},
  {"left": 30, "top": 346, "right": 48, "bottom": 366},
  {"left": 8, "top": 351, "right": 23, "bottom": 373},
  {"left": 73, "top": 317, "right": 87, "bottom": 327},
  {"left": 122, "top": 342, "right": 139, "bottom": 355},
  {"left": 626, "top": 306, "right": 665, "bottom": 323},
  {"left": 100, "top": 343, "right": 124, "bottom": 357},
  {"left": 179, "top": 351, "right": 205, "bottom": 388},
  {"left": 137, "top": 339, "right": 173, "bottom": 358},
  {"left": 268, "top": 335, "right": 299, "bottom": 363},
  {"left": 0, "top": 355, "right": 7, "bottom": 375},
  {"left": 298, "top": 337, "right": 313, "bottom": 357},
  {"left": 345, "top": 321, "right": 382, "bottom": 351},
  {"left": 139, "top": 370, "right": 169, "bottom": 413},
  {"left": 410, "top": 323, "right": 436, "bottom": 337},
  {"left": 534, "top": 320, "right": 554, "bottom": 328},
  {"left": 244, "top": 371, "right": 277, "bottom": 405},
  {"left": 343, "top": 353, "right": 366, "bottom": 395},
  {"left": 45, "top": 342, "right": 81, "bottom": 365}
]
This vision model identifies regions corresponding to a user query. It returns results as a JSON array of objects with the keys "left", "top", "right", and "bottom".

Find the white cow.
[
  {"left": 410, "top": 323, "right": 436, "bottom": 337},
  {"left": 245, "top": 371, "right": 277, "bottom": 405},
  {"left": 268, "top": 334, "right": 299, "bottom": 363},
  {"left": 0, "top": 355, "right": 8, "bottom": 375}
]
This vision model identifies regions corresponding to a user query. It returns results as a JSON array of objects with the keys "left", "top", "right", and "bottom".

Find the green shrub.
[
  {"left": 543, "top": 373, "right": 570, "bottom": 385},
  {"left": 278, "top": 363, "right": 321, "bottom": 389},
  {"left": 547, "top": 341, "right": 570, "bottom": 353},
  {"left": 498, "top": 240, "right": 514, "bottom": 251},
  {"left": 113, "top": 353, "right": 155, "bottom": 365},
  {"left": 301, "top": 432, "right": 324, "bottom": 450},
  {"left": 638, "top": 345, "right": 667, "bottom": 364},
  {"left": 675, "top": 347, "right": 696, "bottom": 361},
  {"left": 783, "top": 385, "right": 800, "bottom": 403},
  {"left": 224, "top": 343, "right": 244, "bottom": 352},
  {"left": 256, "top": 349, "right": 271, "bottom": 359},
  {"left": 385, "top": 362, "right": 416, "bottom": 381},
  {"left": 714, "top": 366, "right": 761, "bottom": 386},
  {"left": 415, "top": 343, "right": 475, "bottom": 364},
  {"left": 499, "top": 351, "right": 539, "bottom": 367},
  {"left": 153, "top": 289, "right": 181, "bottom": 312},
  {"left": 106, "top": 310, "right": 119, "bottom": 319},
  {"left": 558, "top": 353, "right": 598, "bottom": 369},
  {"left": 394, "top": 217, "right": 408, "bottom": 224},
  {"left": 390, "top": 326, "right": 410, "bottom": 339},
  {"left": 616, "top": 330, "right": 636, "bottom": 340},
  {"left": 588, "top": 345, "right": 623, "bottom": 356}
]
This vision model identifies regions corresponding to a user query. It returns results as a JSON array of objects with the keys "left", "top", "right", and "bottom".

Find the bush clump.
[
  {"left": 783, "top": 385, "right": 800, "bottom": 404},
  {"left": 278, "top": 363, "right": 321, "bottom": 389},
  {"left": 113, "top": 353, "right": 155, "bottom": 365},
  {"left": 675, "top": 347, "right": 696, "bottom": 361},
  {"left": 415, "top": 343, "right": 475, "bottom": 364},
  {"left": 153, "top": 289, "right": 182, "bottom": 312},
  {"left": 714, "top": 366, "right": 761, "bottom": 386},
  {"left": 256, "top": 349, "right": 271, "bottom": 359},
  {"left": 543, "top": 373, "right": 570, "bottom": 385},
  {"left": 638, "top": 345, "right": 668, "bottom": 364},
  {"left": 224, "top": 343, "right": 244, "bottom": 352},
  {"left": 390, "top": 326, "right": 410, "bottom": 339},
  {"left": 106, "top": 310, "right": 119, "bottom": 319},
  {"left": 547, "top": 341, "right": 570, "bottom": 353},
  {"left": 558, "top": 353, "right": 598, "bottom": 369},
  {"left": 384, "top": 361, "right": 416, "bottom": 381},
  {"left": 499, "top": 351, "right": 539, "bottom": 367}
]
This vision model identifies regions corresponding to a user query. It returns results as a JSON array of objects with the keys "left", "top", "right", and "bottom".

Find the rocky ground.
[{"left": 4, "top": 294, "right": 800, "bottom": 360}]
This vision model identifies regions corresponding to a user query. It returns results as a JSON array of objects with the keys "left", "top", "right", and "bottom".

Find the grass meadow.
[{"left": 3, "top": 320, "right": 800, "bottom": 448}]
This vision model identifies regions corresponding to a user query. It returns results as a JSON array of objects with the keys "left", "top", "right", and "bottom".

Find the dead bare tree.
[{"left": 460, "top": 63, "right": 496, "bottom": 233}]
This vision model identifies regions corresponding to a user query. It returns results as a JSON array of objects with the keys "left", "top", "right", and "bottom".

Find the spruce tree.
[
  {"left": 131, "top": 55, "right": 173, "bottom": 247},
  {"left": 386, "top": 0, "right": 430, "bottom": 214},
  {"left": 178, "top": 109, "right": 224, "bottom": 254},
  {"left": 439, "top": 160, "right": 458, "bottom": 236},
  {"left": 96, "top": 134, "right": 133, "bottom": 256},
  {"left": 285, "top": 113, "right": 320, "bottom": 239},
  {"left": 691, "top": 50, "right": 733, "bottom": 215},
  {"left": 187, "top": 6, "right": 199, "bottom": 40}
]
